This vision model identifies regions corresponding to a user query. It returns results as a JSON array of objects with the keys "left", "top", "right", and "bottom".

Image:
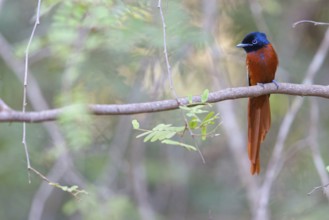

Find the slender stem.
[
  {"left": 293, "top": 20, "right": 329, "bottom": 28},
  {"left": 22, "top": 0, "right": 42, "bottom": 182},
  {"left": 157, "top": 0, "right": 177, "bottom": 99},
  {"left": 157, "top": 0, "right": 205, "bottom": 163}
]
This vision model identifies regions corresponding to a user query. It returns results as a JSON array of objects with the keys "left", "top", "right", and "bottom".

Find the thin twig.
[
  {"left": 157, "top": 0, "right": 177, "bottom": 99},
  {"left": 157, "top": 0, "right": 205, "bottom": 163},
  {"left": 29, "top": 167, "right": 50, "bottom": 183},
  {"left": 308, "top": 182, "right": 329, "bottom": 195},
  {"left": 0, "top": 12, "right": 87, "bottom": 219},
  {"left": 0, "top": 19, "right": 88, "bottom": 220},
  {"left": 23, "top": 0, "right": 42, "bottom": 183},
  {"left": 293, "top": 20, "right": 329, "bottom": 28},
  {"left": 29, "top": 166, "right": 86, "bottom": 199}
]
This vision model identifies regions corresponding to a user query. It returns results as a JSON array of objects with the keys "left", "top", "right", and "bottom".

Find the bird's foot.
[
  {"left": 272, "top": 80, "right": 279, "bottom": 89},
  {"left": 257, "top": 82, "right": 265, "bottom": 88},
  {"left": 257, "top": 81, "right": 279, "bottom": 89}
]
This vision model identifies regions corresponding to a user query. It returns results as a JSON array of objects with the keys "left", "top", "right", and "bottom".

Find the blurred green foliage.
[{"left": 0, "top": 0, "right": 329, "bottom": 220}]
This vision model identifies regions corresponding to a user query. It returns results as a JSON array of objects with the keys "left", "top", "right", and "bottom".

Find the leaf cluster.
[{"left": 132, "top": 89, "right": 221, "bottom": 151}]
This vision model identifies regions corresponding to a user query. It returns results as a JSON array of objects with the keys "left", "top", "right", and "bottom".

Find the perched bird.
[{"left": 237, "top": 32, "right": 278, "bottom": 175}]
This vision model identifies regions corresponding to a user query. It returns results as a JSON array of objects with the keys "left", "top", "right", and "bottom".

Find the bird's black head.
[{"left": 236, "top": 32, "right": 270, "bottom": 53}]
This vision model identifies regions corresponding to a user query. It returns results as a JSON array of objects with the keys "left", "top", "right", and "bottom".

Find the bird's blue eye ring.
[{"left": 252, "top": 39, "right": 257, "bottom": 44}]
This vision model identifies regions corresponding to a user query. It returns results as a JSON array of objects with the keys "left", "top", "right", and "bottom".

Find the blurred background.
[{"left": 0, "top": 0, "right": 329, "bottom": 219}]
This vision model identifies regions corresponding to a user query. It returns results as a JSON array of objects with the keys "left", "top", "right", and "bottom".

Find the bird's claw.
[
  {"left": 272, "top": 80, "right": 279, "bottom": 89},
  {"left": 257, "top": 81, "right": 279, "bottom": 89},
  {"left": 257, "top": 82, "right": 265, "bottom": 88}
]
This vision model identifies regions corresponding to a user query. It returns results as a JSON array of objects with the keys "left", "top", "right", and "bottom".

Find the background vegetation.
[{"left": 0, "top": 0, "right": 329, "bottom": 219}]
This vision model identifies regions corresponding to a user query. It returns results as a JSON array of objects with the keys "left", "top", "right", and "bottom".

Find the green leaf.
[
  {"left": 190, "top": 105, "right": 204, "bottom": 110},
  {"left": 201, "top": 89, "right": 209, "bottom": 103},
  {"left": 151, "top": 130, "right": 177, "bottom": 142},
  {"left": 171, "top": 126, "right": 185, "bottom": 132},
  {"left": 140, "top": 124, "right": 185, "bottom": 143},
  {"left": 150, "top": 131, "right": 163, "bottom": 142},
  {"left": 189, "top": 118, "right": 198, "bottom": 129},
  {"left": 188, "top": 106, "right": 208, "bottom": 115},
  {"left": 194, "top": 109, "right": 208, "bottom": 114},
  {"left": 136, "top": 130, "right": 152, "bottom": 138},
  {"left": 161, "top": 139, "right": 197, "bottom": 151},
  {"left": 179, "top": 106, "right": 191, "bottom": 111},
  {"left": 144, "top": 132, "right": 156, "bottom": 142},
  {"left": 326, "top": 166, "right": 329, "bottom": 173},
  {"left": 186, "top": 112, "right": 196, "bottom": 118},
  {"left": 203, "top": 111, "right": 215, "bottom": 122},
  {"left": 152, "top": 123, "right": 171, "bottom": 131},
  {"left": 201, "top": 112, "right": 219, "bottom": 126},
  {"left": 162, "top": 131, "right": 177, "bottom": 139},
  {"left": 132, "top": 119, "right": 140, "bottom": 129}
]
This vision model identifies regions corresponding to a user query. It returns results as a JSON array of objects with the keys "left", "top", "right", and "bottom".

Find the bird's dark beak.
[{"left": 236, "top": 43, "right": 252, "bottom": 48}]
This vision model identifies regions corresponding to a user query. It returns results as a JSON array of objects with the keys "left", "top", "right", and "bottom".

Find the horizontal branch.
[{"left": 1, "top": 83, "right": 329, "bottom": 123}]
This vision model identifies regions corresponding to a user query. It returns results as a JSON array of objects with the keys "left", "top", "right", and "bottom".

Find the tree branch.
[
  {"left": 0, "top": 83, "right": 328, "bottom": 123},
  {"left": 293, "top": 20, "right": 329, "bottom": 28}
]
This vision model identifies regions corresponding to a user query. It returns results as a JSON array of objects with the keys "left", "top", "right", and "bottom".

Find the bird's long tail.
[{"left": 248, "top": 95, "right": 271, "bottom": 175}]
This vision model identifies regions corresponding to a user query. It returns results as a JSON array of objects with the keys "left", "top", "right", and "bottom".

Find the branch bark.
[{"left": 0, "top": 83, "right": 329, "bottom": 123}]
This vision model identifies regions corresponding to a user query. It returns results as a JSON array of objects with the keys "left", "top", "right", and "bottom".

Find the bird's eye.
[{"left": 252, "top": 39, "right": 257, "bottom": 44}]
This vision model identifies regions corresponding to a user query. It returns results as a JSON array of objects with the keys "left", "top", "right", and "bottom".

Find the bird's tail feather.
[{"left": 247, "top": 95, "right": 271, "bottom": 175}]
